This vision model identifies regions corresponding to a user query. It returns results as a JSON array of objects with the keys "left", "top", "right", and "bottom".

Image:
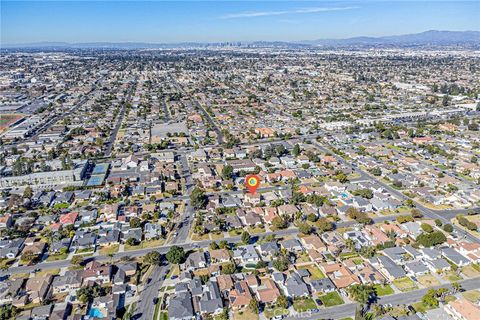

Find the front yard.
[
  {"left": 441, "top": 270, "right": 463, "bottom": 282},
  {"left": 292, "top": 297, "right": 317, "bottom": 312},
  {"left": 125, "top": 238, "right": 165, "bottom": 251},
  {"left": 318, "top": 291, "right": 344, "bottom": 307},
  {"left": 264, "top": 305, "right": 289, "bottom": 319},
  {"left": 392, "top": 277, "right": 417, "bottom": 292},
  {"left": 374, "top": 284, "right": 394, "bottom": 296},
  {"left": 233, "top": 308, "right": 259, "bottom": 320},
  {"left": 99, "top": 244, "right": 119, "bottom": 255},
  {"left": 46, "top": 253, "right": 69, "bottom": 262},
  {"left": 463, "top": 290, "right": 480, "bottom": 303},
  {"left": 417, "top": 274, "right": 441, "bottom": 287},
  {"left": 461, "top": 264, "right": 480, "bottom": 278},
  {"left": 247, "top": 226, "right": 266, "bottom": 234}
]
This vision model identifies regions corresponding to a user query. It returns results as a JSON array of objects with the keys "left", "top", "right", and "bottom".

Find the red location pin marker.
[{"left": 245, "top": 175, "right": 261, "bottom": 194}]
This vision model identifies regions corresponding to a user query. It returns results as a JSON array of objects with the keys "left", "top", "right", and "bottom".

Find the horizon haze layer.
[{"left": 2, "top": 0, "right": 479, "bottom": 44}]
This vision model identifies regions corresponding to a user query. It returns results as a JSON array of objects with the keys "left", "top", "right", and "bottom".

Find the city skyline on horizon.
[{"left": 1, "top": 0, "right": 479, "bottom": 45}]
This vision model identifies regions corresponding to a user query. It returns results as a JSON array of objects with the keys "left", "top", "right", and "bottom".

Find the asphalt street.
[
  {"left": 104, "top": 80, "right": 136, "bottom": 157},
  {"left": 285, "top": 277, "right": 480, "bottom": 320}
]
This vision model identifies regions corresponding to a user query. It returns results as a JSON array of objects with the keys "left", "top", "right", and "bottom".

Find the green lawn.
[
  {"left": 374, "top": 284, "right": 394, "bottom": 296},
  {"left": 0, "top": 258, "right": 15, "bottom": 268},
  {"left": 393, "top": 277, "right": 417, "bottom": 292},
  {"left": 293, "top": 297, "right": 317, "bottom": 312},
  {"left": 319, "top": 291, "right": 344, "bottom": 307},
  {"left": 412, "top": 301, "right": 436, "bottom": 313},
  {"left": 125, "top": 238, "right": 165, "bottom": 251},
  {"left": 76, "top": 247, "right": 94, "bottom": 254},
  {"left": 153, "top": 299, "right": 161, "bottom": 320},
  {"left": 36, "top": 268, "right": 60, "bottom": 276},
  {"left": 297, "top": 264, "right": 325, "bottom": 280},
  {"left": 46, "top": 253, "right": 69, "bottom": 262},
  {"left": 159, "top": 312, "right": 168, "bottom": 320},
  {"left": 247, "top": 226, "right": 266, "bottom": 234},
  {"left": 339, "top": 252, "right": 359, "bottom": 260},
  {"left": 228, "top": 229, "right": 243, "bottom": 237}
]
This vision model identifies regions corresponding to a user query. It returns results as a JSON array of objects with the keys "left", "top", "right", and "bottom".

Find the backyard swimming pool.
[{"left": 88, "top": 308, "right": 105, "bottom": 318}]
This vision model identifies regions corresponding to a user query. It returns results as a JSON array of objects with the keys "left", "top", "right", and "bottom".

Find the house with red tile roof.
[
  {"left": 319, "top": 262, "right": 360, "bottom": 289},
  {"left": 256, "top": 278, "right": 281, "bottom": 304},
  {"left": 59, "top": 212, "right": 78, "bottom": 226},
  {"left": 228, "top": 281, "right": 253, "bottom": 310}
]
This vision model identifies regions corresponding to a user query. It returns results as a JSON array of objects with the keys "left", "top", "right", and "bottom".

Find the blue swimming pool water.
[{"left": 88, "top": 308, "right": 105, "bottom": 318}]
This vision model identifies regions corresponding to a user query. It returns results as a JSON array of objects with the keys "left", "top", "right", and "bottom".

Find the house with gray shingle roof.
[
  {"left": 284, "top": 272, "right": 309, "bottom": 297},
  {"left": 168, "top": 291, "right": 194, "bottom": 320}
]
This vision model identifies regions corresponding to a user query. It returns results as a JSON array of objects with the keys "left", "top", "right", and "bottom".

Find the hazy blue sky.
[{"left": 1, "top": 1, "right": 479, "bottom": 44}]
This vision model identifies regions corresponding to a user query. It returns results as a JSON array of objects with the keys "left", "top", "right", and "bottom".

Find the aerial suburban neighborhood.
[{"left": 0, "top": 28, "right": 480, "bottom": 320}]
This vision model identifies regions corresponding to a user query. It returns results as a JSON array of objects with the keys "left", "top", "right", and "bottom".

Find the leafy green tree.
[
  {"left": 347, "top": 207, "right": 372, "bottom": 225},
  {"left": 422, "top": 289, "right": 439, "bottom": 308},
  {"left": 271, "top": 216, "right": 288, "bottom": 230},
  {"left": 277, "top": 295, "right": 289, "bottom": 309},
  {"left": 416, "top": 231, "right": 447, "bottom": 247},
  {"left": 241, "top": 231, "right": 251, "bottom": 244},
  {"left": 404, "top": 199, "right": 416, "bottom": 208},
  {"left": 221, "top": 165, "right": 233, "bottom": 180},
  {"left": 307, "top": 213, "right": 318, "bottom": 222},
  {"left": 126, "top": 238, "right": 138, "bottom": 246},
  {"left": 316, "top": 217, "right": 334, "bottom": 232},
  {"left": 218, "top": 240, "right": 229, "bottom": 249},
  {"left": 166, "top": 246, "right": 186, "bottom": 264},
  {"left": 452, "top": 282, "right": 462, "bottom": 293},
  {"left": 298, "top": 223, "right": 313, "bottom": 235},
  {"left": 275, "top": 144, "right": 286, "bottom": 157},
  {"left": 443, "top": 223, "right": 454, "bottom": 233},
  {"left": 190, "top": 187, "right": 208, "bottom": 210},
  {"left": 248, "top": 298, "right": 259, "bottom": 314},
  {"left": 347, "top": 284, "right": 377, "bottom": 304},
  {"left": 457, "top": 215, "right": 477, "bottom": 231},
  {"left": 23, "top": 186, "right": 33, "bottom": 199},
  {"left": 218, "top": 308, "right": 229, "bottom": 320},
  {"left": 335, "top": 172, "right": 348, "bottom": 183},
  {"left": 77, "top": 284, "right": 104, "bottom": 304},
  {"left": 292, "top": 144, "right": 301, "bottom": 156},
  {"left": 273, "top": 256, "right": 289, "bottom": 272},
  {"left": 421, "top": 223, "right": 433, "bottom": 233},
  {"left": 144, "top": 251, "right": 162, "bottom": 265},
  {"left": 411, "top": 209, "right": 423, "bottom": 218},
  {"left": 0, "top": 304, "right": 17, "bottom": 320},
  {"left": 209, "top": 241, "right": 219, "bottom": 250},
  {"left": 352, "top": 189, "right": 373, "bottom": 199},
  {"left": 129, "top": 217, "right": 142, "bottom": 228},
  {"left": 221, "top": 262, "right": 236, "bottom": 275}
]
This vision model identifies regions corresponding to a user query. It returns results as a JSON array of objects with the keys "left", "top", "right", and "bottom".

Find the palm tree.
[
  {"left": 346, "top": 238, "right": 356, "bottom": 251},
  {"left": 451, "top": 282, "right": 462, "bottom": 293}
]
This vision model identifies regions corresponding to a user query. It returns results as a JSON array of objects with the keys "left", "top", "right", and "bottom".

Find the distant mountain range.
[
  {"left": 303, "top": 30, "right": 480, "bottom": 47},
  {"left": 3, "top": 30, "right": 479, "bottom": 49}
]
